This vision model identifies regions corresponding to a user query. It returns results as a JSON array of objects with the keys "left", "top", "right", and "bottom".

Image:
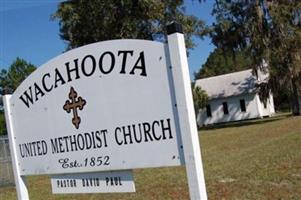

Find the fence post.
[{"left": 3, "top": 95, "right": 29, "bottom": 200}]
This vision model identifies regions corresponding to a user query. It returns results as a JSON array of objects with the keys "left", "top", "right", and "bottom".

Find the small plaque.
[{"left": 51, "top": 170, "right": 135, "bottom": 194}]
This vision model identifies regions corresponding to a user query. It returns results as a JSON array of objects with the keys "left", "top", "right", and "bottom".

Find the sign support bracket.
[
  {"left": 166, "top": 22, "right": 208, "bottom": 200},
  {"left": 4, "top": 95, "right": 29, "bottom": 200}
]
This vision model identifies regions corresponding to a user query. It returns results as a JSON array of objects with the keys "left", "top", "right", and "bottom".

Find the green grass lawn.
[{"left": 1, "top": 114, "right": 301, "bottom": 199}]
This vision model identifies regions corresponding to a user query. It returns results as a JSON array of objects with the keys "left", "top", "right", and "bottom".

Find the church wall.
[
  {"left": 197, "top": 93, "right": 261, "bottom": 126},
  {"left": 256, "top": 93, "right": 276, "bottom": 117}
]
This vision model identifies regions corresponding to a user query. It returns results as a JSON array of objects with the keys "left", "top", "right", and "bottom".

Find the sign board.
[
  {"left": 51, "top": 170, "right": 135, "bottom": 194},
  {"left": 5, "top": 40, "right": 183, "bottom": 175},
  {"left": 4, "top": 23, "right": 207, "bottom": 200}
]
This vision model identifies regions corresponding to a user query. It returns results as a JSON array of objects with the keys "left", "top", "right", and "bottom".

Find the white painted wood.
[
  {"left": 6, "top": 40, "right": 183, "bottom": 175},
  {"left": 3, "top": 95, "right": 29, "bottom": 200},
  {"left": 255, "top": 93, "right": 264, "bottom": 117},
  {"left": 51, "top": 170, "right": 135, "bottom": 194},
  {"left": 167, "top": 33, "right": 207, "bottom": 199},
  {"left": 197, "top": 94, "right": 262, "bottom": 126},
  {"left": 195, "top": 69, "right": 275, "bottom": 125},
  {"left": 269, "top": 92, "right": 275, "bottom": 115}
]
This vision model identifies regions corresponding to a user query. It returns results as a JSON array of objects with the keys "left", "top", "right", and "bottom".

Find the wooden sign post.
[
  {"left": 167, "top": 22, "right": 208, "bottom": 200},
  {"left": 4, "top": 95, "right": 29, "bottom": 200}
]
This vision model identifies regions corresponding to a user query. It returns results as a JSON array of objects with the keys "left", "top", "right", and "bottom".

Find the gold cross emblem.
[{"left": 63, "top": 87, "right": 86, "bottom": 129}]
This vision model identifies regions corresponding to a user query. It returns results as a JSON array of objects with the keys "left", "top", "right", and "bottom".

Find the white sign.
[
  {"left": 5, "top": 40, "right": 183, "bottom": 175},
  {"left": 51, "top": 170, "right": 135, "bottom": 194},
  {"left": 4, "top": 25, "right": 207, "bottom": 200}
]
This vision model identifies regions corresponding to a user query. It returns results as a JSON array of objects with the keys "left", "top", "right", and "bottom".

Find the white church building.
[{"left": 195, "top": 69, "right": 275, "bottom": 126}]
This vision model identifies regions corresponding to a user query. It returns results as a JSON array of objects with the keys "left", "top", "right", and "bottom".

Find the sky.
[{"left": 0, "top": 0, "right": 216, "bottom": 80}]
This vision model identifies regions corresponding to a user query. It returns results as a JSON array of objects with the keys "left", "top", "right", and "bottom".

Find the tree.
[
  {"left": 52, "top": 0, "right": 204, "bottom": 50},
  {"left": 0, "top": 57, "right": 36, "bottom": 95},
  {"left": 194, "top": 47, "right": 251, "bottom": 79},
  {"left": 192, "top": 85, "right": 208, "bottom": 117},
  {"left": 207, "top": 0, "right": 301, "bottom": 115},
  {"left": 0, "top": 112, "right": 5, "bottom": 136},
  {"left": 0, "top": 58, "right": 36, "bottom": 135}
]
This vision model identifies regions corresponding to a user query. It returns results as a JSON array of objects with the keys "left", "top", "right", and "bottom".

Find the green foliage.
[
  {"left": 0, "top": 58, "right": 36, "bottom": 135},
  {"left": 207, "top": 0, "right": 301, "bottom": 114},
  {"left": 0, "top": 112, "right": 6, "bottom": 135},
  {"left": 52, "top": 0, "right": 205, "bottom": 50},
  {"left": 192, "top": 86, "right": 208, "bottom": 116},
  {"left": 0, "top": 57, "right": 36, "bottom": 95},
  {"left": 194, "top": 48, "right": 251, "bottom": 79}
]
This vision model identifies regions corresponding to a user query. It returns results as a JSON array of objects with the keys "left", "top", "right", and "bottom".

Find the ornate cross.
[{"left": 63, "top": 87, "right": 86, "bottom": 129}]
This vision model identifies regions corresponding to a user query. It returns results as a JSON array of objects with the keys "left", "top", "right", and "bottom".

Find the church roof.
[{"left": 195, "top": 69, "right": 258, "bottom": 99}]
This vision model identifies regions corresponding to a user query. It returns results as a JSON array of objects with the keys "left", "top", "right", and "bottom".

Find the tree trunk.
[{"left": 291, "top": 78, "right": 301, "bottom": 116}]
